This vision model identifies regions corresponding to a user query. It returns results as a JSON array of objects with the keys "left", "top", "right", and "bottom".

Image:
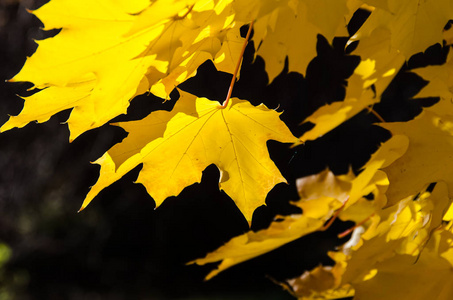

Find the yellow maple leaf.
[
  {"left": 80, "top": 90, "right": 298, "bottom": 221},
  {"left": 286, "top": 265, "right": 354, "bottom": 300},
  {"left": 346, "top": 134, "right": 408, "bottom": 209},
  {"left": 191, "top": 169, "right": 352, "bottom": 280},
  {"left": 136, "top": 0, "right": 245, "bottom": 98},
  {"left": 1, "top": 0, "right": 160, "bottom": 140},
  {"left": 299, "top": 72, "right": 377, "bottom": 142},
  {"left": 315, "top": 186, "right": 447, "bottom": 297},
  {"left": 191, "top": 136, "right": 410, "bottom": 281},
  {"left": 353, "top": 0, "right": 453, "bottom": 58},
  {"left": 380, "top": 110, "right": 453, "bottom": 205},
  {"left": 286, "top": 181, "right": 451, "bottom": 299},
  {"left": 1, "top": 0, "right": 362, "bottom": 141},
  {"left": 287, "top": 264, "right": 354, "bottom": 300},
  {"left": 299, "top": 26, "right": 405, "bottom": 143},
  {"left": 350, "top": 27, "right": 405, "bottom": 97},
  {"left": 443, "top": 25, "right": 453, "bottom": 45},
  {"left": 251, "top": 0, "right": 352, "bottom": 81},
  {"left": 353, "top": 227, "right": 453, "bottom": 300},
  {"left": 285, "top": 137, "right": 450, "bottom": 298},
  {"left": 0, "top": 0, "right": 243, "bottom": 140},
  {"left": 190, "top": 208, "right": 332, "bottom": 280},
  {"left": 412, "top": 50, "right": 453, "bottom": 105}
]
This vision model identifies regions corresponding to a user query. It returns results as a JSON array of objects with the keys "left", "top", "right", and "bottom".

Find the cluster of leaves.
[{"left": 3, "top": 0, "right": 453, "bottom": 299}]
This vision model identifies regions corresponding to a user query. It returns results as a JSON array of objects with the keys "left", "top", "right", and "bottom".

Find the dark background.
[{"left": 0, "top": 1, "right": 447, "bottom": 299}]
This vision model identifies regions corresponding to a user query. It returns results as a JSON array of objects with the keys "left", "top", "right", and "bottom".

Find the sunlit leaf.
[{"left": 80, "top": 90, "right": 298, "bottom": 221}]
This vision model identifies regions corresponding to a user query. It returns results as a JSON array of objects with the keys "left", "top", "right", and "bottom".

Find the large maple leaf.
[
  {"left": 299, "top": 27, "right": 405, "bottom": 142},
  {"left": 1, "top": 0, "right": 160, "bottom": 140},
  {"left": 355, "top": 0, "right": 453, "bottom": 58},
  {"left": 191, "top": 135, "right": 408, "bottom": 280},
  {"left": 0, "top": 0, "right": 242, "bottom": 140},
  {"left": 412, "top": 50, "right": 453, "bottom": 108},
  {"left": 380, "top": 110, "right": 453, "bottom": 205},
  {"left": 286, "top": 180, "right": 451, "bottom": 299},
  {"left": 191, "top": 169, "right": 353, "bottom": 279},
  {"left": 80, "top": 90, "right": 298, "bottom": 221},
  {"left": 353, "top": 227, "right": 453, "bottom": 300},
  {"left": 251, "top": 0, "right": 354, "bottom": 82}
]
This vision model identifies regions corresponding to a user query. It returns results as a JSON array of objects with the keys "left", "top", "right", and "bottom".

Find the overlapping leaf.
[
  {"left": 1, "top": 0, "right": 364, "bottom": 140},
  {"left": 286, "top": 264, "right": 354, "bottom": 300},
  {"left": 287, "top": 180, "right": 451, "bottom": 300},
  {"left": 191, "top": 170, "right": 352, "bottom": 279},
  {"left": 252, "top": 0, "right": 354, "bottom": 82},
  {"left": 353, "top": 227, "right": 453, "bottom": 300},
  {"left": 4, "top": 1, "right": 453, "bottom": 298},
  {"left": 381, "top": 110, "right": 453, "bottom": 205},
  {"left": 2, "top": 0, "right": 154, "bottom": 140},
  {"left": 355, "top": 0, "right": 453, "bottom": 58},
  {"left": 299, "top": 26, "right": 405, "bottom": 142},
  {"left": 412, "top": 50, "right": 453, "bottom": 112},
  {"left": 1, "top": 0, "right": 244, "bottom": 140},
  {"left": 192, "top": 134, "right": 409, "bottom": 280}
]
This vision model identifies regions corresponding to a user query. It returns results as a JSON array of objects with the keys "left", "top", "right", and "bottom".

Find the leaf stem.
[
  {"left": 338, "top": 213, "right": 375, "bottom": 238},
  {"left": 367, "top": 106, "right": 385, "bottom": 122},
  {"left": 221, "top": 20, "right": 255, "bottom": 109},
  {"left": 174, "top": 4, "right": 194, "bottom": 20},
  {"left": 320, "top": 197, "right": 349, "bottom": 231}
]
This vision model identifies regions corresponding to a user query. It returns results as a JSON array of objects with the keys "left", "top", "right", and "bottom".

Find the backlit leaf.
[
  {"left": 80, "top": 90, "right": 298, "bottom": 221},
  {"left": 191, "top": 169, "right": 352, "bottom": 279},
  {"left": 353, "top": 227, "right": 453, "bottom": 300},
  {"left": 355, "top": 0, "right": 453, "bottom": 58},
  {"left": 381, "top": 110, "right": 453, "bottom": 205}
]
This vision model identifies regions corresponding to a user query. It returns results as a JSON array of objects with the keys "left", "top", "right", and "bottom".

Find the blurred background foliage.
[{"left": 0, "top": 0, "right": 446, "bottom": 299}]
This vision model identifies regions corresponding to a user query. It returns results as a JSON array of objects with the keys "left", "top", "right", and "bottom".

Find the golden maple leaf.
[
  {"left": 353, "top": 226, "right": 453, "bottom": 300},
  {"left": 353, "top": 0, "right": 453, "bottom": 58},
  {"left": 412, "top": 50, "right": 453, "bottom": 106},
  {"left": 1, "top": 0, "right": 362, "bottom": 140},
  {"left": 299, "top": 26, "right": 405, "bottom": 143},
  {"left": 191, "top": 169, "right": 352, "bottom": 280},
  {"left": 252, "top": 0, "right": 353, "bottom": 82},
  {"left": 191, "top": 135, "right": 409, "bottom": 280},
  {"left": 0, "top": 0, "right": 243, "bottom": 140},
  {"left": 298, "top": 72, "right": 377, "bottom": 142},
  {"left": 2, "top": 0, "right": 159, "bottom": 140},
  {"left": 80, "top": 90, "right": 298, "bottom": 221},
  {"left": 289, "top": 181, "right": 451, "bottom": 300},
  {"left": 286, "top": 264, "right": 354, "bottom": 300},
  {"left": 380, "top": 110, "right": 453, "bottom": 205}
]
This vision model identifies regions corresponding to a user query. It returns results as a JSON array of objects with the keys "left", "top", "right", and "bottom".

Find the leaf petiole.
[{"left": 221, "top": 20, "right": 255, "bottom": 109}]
